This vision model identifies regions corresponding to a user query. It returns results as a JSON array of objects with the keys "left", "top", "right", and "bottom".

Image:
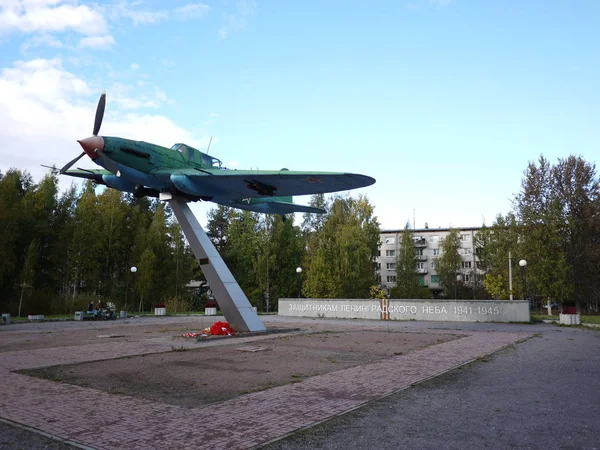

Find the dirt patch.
[
  {"left": 0, "top": 322, "right": 204, "bottom": 353},
  {"left": 22, "top": 329, "right": 459, "bottom": 408}
]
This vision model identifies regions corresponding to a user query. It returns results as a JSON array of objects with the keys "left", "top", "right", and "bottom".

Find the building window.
[
  {"left": 431, "top": 259, "right": 438, "bottom": 269},
  {"left": 431, "top": 248, "right": 440, "bottom": 256},
  {"left": 386, "top": 275, "right": 397, "bottom": 283},
  {"left": 377, "top": 250, "right": 381, "bottom": 256},
  {"left": 386, "top": 263, "right": 396, "bottom": 270},
  {"left": 384, "top": 237, "right": 396, "bottom": 244},
  {"left": 415, "top": 248, "right": 424, "bottom": 256},
  {"left": 463, "top": 274, "right": 471, "bottom": 282},
  {"left": 415, "top": 262, "right": 425, "bottom": 269},
  {"left": 431, "top": 275, "right": 440, "bottom": 284},
  {"left": 376, "top": 263, "right": 381, "bottom": 270},
  {"left": 460, "top": 234, "right": 471, "bottom": 242},
  {"left": 377, "top": 275, "right": 382, "bottom": 283},
  {"left": 430, "top": 235, "right": 440, "bottom": 243},
  {"left": 459, "top": 248, "right": 472, "bottom": 255},
  {"left": 386, "top": 250, "right": 395, "bottom": 257},
  {"left": 461, "top": 261, "right": 472, "bottom": 269},
  {"left": 418, "top": 276, "right": 426, "bottom": 286}
]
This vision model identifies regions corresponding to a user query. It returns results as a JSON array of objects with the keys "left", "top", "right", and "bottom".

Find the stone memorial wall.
[{"left": 278, "top": 298, "right": 530, "bottom": 323}]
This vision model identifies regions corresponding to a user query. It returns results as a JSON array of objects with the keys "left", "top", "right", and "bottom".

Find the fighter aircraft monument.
[{"left": 54, "top": 93, "right": 376, "bottom": 332}]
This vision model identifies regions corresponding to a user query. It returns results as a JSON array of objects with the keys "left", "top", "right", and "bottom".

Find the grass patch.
[
  {"left": 532, "top": 314, "right": 600, "bottom": 325},
  {"left": 582, "top": 315, "right": 600, "bottom": 325},
  {"left": 532, "top": 315, "right": 557, "bottom": 321}
]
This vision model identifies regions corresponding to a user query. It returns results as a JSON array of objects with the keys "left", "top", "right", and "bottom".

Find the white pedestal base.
[{"left": 559, "top": 313, "right": 580, "bottom": 325}]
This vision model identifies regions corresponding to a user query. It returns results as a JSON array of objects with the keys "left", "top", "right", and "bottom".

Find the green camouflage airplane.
[{"left": 56, "top": 93, "right": 375, "bottom": 216}]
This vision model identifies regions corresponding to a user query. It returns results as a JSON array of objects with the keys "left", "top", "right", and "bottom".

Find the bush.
[{"left": 165, "top": 296, "right": 193, "bottom": 313}]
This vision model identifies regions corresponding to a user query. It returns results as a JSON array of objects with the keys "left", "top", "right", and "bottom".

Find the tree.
[
  {"left": 390, "top": 223, "right": 430, "bottom": 299},
  {"left": 0, "top": 170, "right": 32, "bottom": 304},
  {"left": 206, "top": 205, "right": 232, "bottom": 254},
  {"left": 476, "top": 214, "right": 524, "bottom": 301},
  {"left": 550, "top": 156, "right": 600, "bottom": 311},
  {"left": 18, "top": 239, "right": 39, "bottom": 317},
  {"left": 256, "top": 214, "right": 305, "bottom": 310},
  {"left": 483, "top": 273, "right": 508, "bottom": 300},
  {"left": 437, "top": 229, "right": 462, "bottom": 298},
  {"left": 303, "top": 194, "right": 379, "bottom": 299},
  {"left": 513, "top": 155, "right": 599, "bottom": 309},
  {"left": 222, "top": 210, "right": 264, "bottom": 304},
  {"left": 136, "top": 248, "right": 156, "bottom": 311},
  {"left": 68, "top": 181, "right": 103, "bottom": 300}
]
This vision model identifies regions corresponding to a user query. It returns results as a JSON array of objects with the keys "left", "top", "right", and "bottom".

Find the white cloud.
[
  {"left": 218, "top": 0, "right": 256, "bottom": 40},
  {"left": 20, "top": 32, "right": 63, "bottom": 52},
  {"left": 0, "top": 0, "right": 108, "bottom": 36},
  {"left": 130, "top": 62, "right": 139, "bottom": 70},
  {"left": 108, "top": 81, "right": 169, "bottom": 110},
  {"left": 174, "top": 3, "right": 209, "bottom": 20},
  {"left": 79, "top": 34, "right": 115, "bottom": 49},
  {"left": 0, "top": 58, "right": 207, "bottom": 193},
  {"left": 107, "top": 1, "right": 168, "bottom": 26}
]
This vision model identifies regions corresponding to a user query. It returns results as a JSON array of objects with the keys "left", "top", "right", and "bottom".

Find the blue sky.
[{"left": 1, "top": 0, "right": 598, "bottom": 229}]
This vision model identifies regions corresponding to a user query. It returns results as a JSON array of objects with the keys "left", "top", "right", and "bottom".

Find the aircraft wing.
[{"left": 165, "top": 170, "right": 376, "bottom": 199}]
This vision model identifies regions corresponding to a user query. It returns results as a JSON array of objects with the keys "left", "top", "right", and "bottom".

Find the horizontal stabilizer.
[{"left": 265, "top": 201, "right": 325, "bottom": 214}]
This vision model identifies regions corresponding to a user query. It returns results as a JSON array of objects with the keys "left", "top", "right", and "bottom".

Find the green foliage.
[
  {"left": 482, "top": 273, "right": 508, "bottom": 300},
  {"left": 370, "top": 285, "right": 387, "bottom": 299},
  {"left": 390, "top": 223, "right": 431, "bottom": 299},
  {"left": 303, "top": 194, "right": 380, "bottom": 299},
  {"left": 475, "top": 155, "right": 600, "bottom": 311},
  {"left": 436, "top": 229, "right": 462, "bottom": 298},
  {"left": 206, "top": 205, "right": 231, "bottom": 253},
  {"left": 0, "top": 171, "right": 199, "bottom": 315}
]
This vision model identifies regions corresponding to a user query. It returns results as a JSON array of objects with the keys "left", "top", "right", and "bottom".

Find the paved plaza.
[{"left": 0, "top": 315, "right": 592, "bottom": 449}]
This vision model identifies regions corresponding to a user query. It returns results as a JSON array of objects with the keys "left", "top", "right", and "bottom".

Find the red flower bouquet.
[
  {"left": 209, "top": 321, "right": 235, "bottom": 336},
  {"left": 180, "top": 321, "right": 235, "bottom": 339}
]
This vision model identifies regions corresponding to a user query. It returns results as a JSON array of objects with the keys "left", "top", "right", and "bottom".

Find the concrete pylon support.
[{"left": 167, "top": 197, "right": 266, "bottom": 332}]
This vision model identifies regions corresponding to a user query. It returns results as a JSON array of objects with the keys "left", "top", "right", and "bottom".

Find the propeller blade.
[
  {"left": 59, "top": 152, "right": 86, "bottom": 174},
  {"left": 41, "top": 164, "right": 58, "bottom": 173},
  {"left": 76, "top": 167, "right": 97, "bottom": 174},
  {"left": 96, "top": 149, "right": 118, "bottom": 174},
  {"left": 93, "top": 92, "right": 106, "bottom": 136}
]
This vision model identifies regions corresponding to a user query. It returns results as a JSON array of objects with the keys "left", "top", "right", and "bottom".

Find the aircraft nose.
[{"left": 78, "top": 136, "right": 104, "bottom": 160}]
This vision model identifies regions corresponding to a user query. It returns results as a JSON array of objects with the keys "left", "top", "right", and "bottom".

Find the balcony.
[
  {"left": 413, "top": 237, "right": 427, "bottom": 247},
  {"left": 415, "top": 268, "right": 428, "bottom": 274},
  {"left": 415, "top": 254, "right": 427, "bottom": 261}
]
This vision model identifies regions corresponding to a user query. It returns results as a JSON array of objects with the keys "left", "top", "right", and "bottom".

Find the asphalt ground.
[{"left": 266, "top": 324, "right": 600, "bottom": 450}]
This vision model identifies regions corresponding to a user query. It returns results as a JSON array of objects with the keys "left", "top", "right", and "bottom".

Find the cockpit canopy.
[{"left": 170, "top": 143, "right": 222, "bottom": 168}]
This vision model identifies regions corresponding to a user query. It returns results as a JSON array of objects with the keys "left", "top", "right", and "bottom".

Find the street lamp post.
[
  {"left": 455, "top": 273, "right": 462, "bottom": 300},
  {"left": 130, "top": 266, "right": 137, "bottom": 312},
  {"left": 518, "top": 259, "right": 527, "bottom": 301},
  {"left": 296, "top": 267, "right": 302, "bottom": 298},
  {"left": 508, "top": 251, "right": 514, "bottom": 300}
]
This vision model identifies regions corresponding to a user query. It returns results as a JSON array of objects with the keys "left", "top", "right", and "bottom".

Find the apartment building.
[{"left": 376, "top": 226, "right": 483, "bottom": 297}]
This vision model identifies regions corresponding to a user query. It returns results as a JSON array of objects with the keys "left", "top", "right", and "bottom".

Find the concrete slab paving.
[{"left": 0, "top": 316, "right": 533, "bottom": 450}]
